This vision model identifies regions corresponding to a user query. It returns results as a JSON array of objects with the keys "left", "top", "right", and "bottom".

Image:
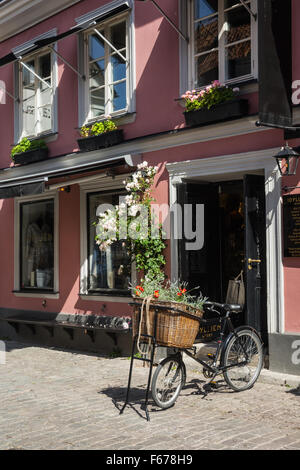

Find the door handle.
[{"left": 248, "top": 258, "right": 261, "bottom": 270}]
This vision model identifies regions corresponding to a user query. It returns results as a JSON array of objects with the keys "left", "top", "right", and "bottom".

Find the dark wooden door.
[
  {"left": 177, "top": 182, "right": 220, "bottom": 301},
  {"left": 243, "top": 175, "right": 267, "bottom": 340}
]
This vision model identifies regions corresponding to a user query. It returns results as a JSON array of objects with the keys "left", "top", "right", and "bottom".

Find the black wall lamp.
[{"left": 273, "top": 143, "right": 300, "bottom": 177}]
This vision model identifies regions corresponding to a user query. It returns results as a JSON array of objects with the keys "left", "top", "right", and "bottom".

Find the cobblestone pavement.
[{"left": 0, "top": 341, "right": 300, "bottom": 451}]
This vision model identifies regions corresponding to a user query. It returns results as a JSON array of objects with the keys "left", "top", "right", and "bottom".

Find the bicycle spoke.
[
  {"left": 223, "top": 330, "right": 263, "bottom": 391},
  {"left": 151, "top": 357, "right": 185, "bottom": 409}
]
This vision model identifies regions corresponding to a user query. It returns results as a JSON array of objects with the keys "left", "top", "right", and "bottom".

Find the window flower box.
[
  {"left": 182, "top": 81, "right": 248, "bottom": 128},
  {"left": 184, "top": 99, "right": 249, "bottom": 127},
  {"left": 78, "top": 119, "right": 124, "bottom": 152},
  {"left": 11, "top": 138, "right": 49, "bottom": 166}
]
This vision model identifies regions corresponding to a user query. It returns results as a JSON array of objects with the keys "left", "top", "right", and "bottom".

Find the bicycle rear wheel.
[
  {"left": 222, "top": 328, "right": 263, "bottom": 391},
  {"left": 151, "top": 356, "right": 186, "bottom": 409}
]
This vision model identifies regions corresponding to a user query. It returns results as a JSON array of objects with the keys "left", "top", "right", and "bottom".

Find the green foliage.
[
  {"left": 132, "top": 279, "right": 207, "bottom": 311},
  {"left": 182, "top": 81, "right": 239, "bottom": 112},
  {"left": 11, "top": 137, "right": 47, "bottom": 160},
  {"left": 95, "top": 162, "right": 166, "bottom": 283},
  {"left": 80, "top": 119, "right": 117, "bottom": 137}
]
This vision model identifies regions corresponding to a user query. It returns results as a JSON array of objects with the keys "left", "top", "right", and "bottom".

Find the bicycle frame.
[{"left": 182, "top": 309, "right": 252, "bottom": 376}]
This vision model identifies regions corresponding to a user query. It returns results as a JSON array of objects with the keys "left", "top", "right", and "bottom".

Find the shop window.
[
  {"left": 189, "top": 0, "right": 257, "bottom": 88},
  {"left": 87, "top": 191, "right": 131, "bottom": 294},
  {"left": 82, "top": 13, "right": 130, "bottom": 122},
  {"left": 18, "top": 51, "right": 56, "bottom": 138},
  {"left": 20, "top": 199, "right": 54, "bottom": 290}
]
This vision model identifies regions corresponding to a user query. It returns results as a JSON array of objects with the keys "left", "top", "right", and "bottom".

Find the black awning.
[
  {"left": 0, "top": 180, "right": 45, "bottom": 199},
  {"left": 0, "top": 150, "right": 141, "bottom": 199},
  {"left": 258, "top": 0, "right": 292, "bottom": 127},
  {"left": 0, "top": 2, "right": 130, "bottom": 69}
]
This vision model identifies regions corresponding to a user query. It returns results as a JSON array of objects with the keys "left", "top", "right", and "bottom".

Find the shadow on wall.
[{"left": 126, "top": 0, "right": 184, "bottom": 138}]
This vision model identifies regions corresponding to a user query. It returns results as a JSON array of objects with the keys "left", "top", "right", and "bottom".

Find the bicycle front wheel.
[
  {"left": 222, "top": 328, "right": 263, "bottom": 392},
  {"left": 151, "top": 356, "right": 186, "bottom": 409}
]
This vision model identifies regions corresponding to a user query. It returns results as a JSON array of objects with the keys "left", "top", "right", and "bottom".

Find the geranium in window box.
[
  {"left": 182, "top": 81, "right": 248, "bottom": 127},
  {"left": 77, "top": 119, "right": 124, "bottom": 152}
]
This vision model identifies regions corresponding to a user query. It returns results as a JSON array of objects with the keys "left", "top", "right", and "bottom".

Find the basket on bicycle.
[{"left": 131, "top": 297, "right": 204, "bottom": 349}]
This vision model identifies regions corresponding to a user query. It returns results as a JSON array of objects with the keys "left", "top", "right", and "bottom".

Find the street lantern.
[{"left": 273, "top": 144, "right": 300, "bottom": 176}]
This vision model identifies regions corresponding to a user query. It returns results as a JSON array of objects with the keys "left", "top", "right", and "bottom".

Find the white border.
[
  {"left": 79, "top": 173, "right": 135, "bottom": 302},
  {"left": 77, "top": 0, "right": 136, "bottom": 127},
  {"left": 166, "top": 147, "right": 284, "bottom": 335},
  {"left": 14, "top": 190, "right": 59, "bottom": 298}
]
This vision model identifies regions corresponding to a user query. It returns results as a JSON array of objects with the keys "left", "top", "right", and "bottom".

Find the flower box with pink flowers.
[{"left": 182, "top": 81, "right": 248, "bottom": 127}]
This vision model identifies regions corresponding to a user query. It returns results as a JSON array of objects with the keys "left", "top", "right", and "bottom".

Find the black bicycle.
[{"left": 151, "top": 301, "right": 264, "bottom": 409}]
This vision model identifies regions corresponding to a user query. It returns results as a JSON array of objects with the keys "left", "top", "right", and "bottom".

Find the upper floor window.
[
  {"left": 19, "top": 51, "right": 55, "bottom": 138},
  {"left": 83, "top": 13, "right": 130, "bottom": 122},
  {"left": 190, "top": 0, "right": 257, "bottom": 88}
]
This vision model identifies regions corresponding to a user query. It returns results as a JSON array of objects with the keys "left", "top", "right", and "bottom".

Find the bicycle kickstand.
[{"left": 202, "top": 373, "right": 218, "bottom": 398}]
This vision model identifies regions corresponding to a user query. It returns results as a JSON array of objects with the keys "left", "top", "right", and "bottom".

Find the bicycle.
[
  {"left": 121, "top": 300, "right": 264, "bottom": 420},
  {"left": 151, "top": 301, "right": 264, "bottom": 409}
]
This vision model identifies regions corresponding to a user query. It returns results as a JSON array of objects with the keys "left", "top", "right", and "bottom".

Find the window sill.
[
  {"left": 177, "top": 79, "right": 258, "bottom": 108},
  {"left": 13, "top": 290, "right": 59, "bottom": 299},
  {"left": 15, "top": 132, "right": 58, "bottom": 146},
  {"left": 82, "top": 112, "right": 136, "bottom": 128},
  {"left": 80, "top": 293, "right": 132, "bottom": 303}
]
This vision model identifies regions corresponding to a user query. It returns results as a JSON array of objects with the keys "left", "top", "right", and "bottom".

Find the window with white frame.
[
  {"left": 190, "top": 0, "right": 257, "bottom": 88},
  {"left": 19, "top": 51, "right": 55, "bottom": 138},
  {"left": 20, "top": 198, "right": 55, "bottom": 291},
  {"left": 87, "top": 190, "right": 131, "bottom": 294},
  {"left": 84, "top": 13, "right": 129, "bottom": 121}
]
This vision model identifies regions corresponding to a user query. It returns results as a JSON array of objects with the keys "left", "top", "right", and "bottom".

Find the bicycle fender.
[{"left": 220, "top": 325, "right": 262, "bottom": 366}]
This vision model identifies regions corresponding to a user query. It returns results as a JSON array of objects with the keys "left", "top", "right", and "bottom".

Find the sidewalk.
[
  {"left": 0, "top": 340, "right": 300, "bottom": 451},
  {"left": 184, "top": 343, "right": 300, "bottom": 388}
]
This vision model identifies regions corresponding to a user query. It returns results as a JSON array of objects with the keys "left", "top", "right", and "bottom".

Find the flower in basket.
[
  {"left": 181, "top": 81, "right": 240, "bottom": 112},
  {"left": 130, "top": 278, "right": 207, "bottom": 313}
]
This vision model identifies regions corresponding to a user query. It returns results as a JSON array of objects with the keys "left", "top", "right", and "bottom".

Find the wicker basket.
[{"left": 131, "top": 297, "right": 203, "bottom": 349}]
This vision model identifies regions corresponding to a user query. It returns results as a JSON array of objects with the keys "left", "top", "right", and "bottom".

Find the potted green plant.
[
  {"left": 182, "top": 81, "right": 248, "bottom": 127},
  {"left": 77, "top": 119, "right": 124, "bottom": 152},
  {"left": 95, "top": 161, "right": 206, "bottom": 350},
  {"left": 11, "top": 138, "right": 49, "bottom": 165}
]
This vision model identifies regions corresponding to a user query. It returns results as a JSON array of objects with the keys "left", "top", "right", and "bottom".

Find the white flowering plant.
[
  {"left": 182, "top": 80, "right": 240, "bottom": 112},
  {"left": 95, "top": 161, "right": 166, "bottom": 283}
]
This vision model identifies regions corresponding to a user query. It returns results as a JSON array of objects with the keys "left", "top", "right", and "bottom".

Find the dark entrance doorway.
[{"left": 177, "top": 175, "right": 267, "bottom": 340}]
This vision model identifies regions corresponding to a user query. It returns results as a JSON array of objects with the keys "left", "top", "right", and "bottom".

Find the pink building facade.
[{"left": 0, "top": 0, "right": 299, "bottom": 374}]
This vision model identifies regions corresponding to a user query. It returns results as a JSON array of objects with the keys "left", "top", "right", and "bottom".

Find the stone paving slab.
[{"left": 0, "top": 341, "right": 300, "bottom": 451}]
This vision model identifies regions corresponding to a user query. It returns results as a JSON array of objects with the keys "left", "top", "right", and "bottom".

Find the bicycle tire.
[
  {"left": 151, "top": 356, "right": 186, "bottom": 409},
  {"left": 222, "top": 328, "right": 263, "bottom": 392}
]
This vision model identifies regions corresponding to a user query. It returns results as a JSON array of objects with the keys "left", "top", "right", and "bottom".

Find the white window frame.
[
  {"left": 79, "top": 175, "right": 134, "bottom": 303},
  {"left": 13, "top": 29, "right": 58, "bottom": 142},
  {"left": 83, "top": 12, "right": 130, "bottom": 122},
  {"left": 14, "top": 191, "right": 59, "bottom": 299},
  {"left": 78, "top": 4, "right": 135, "bottom": 127},
  {"left": 187, "top": 0, "right": 258, "bottom": 90}
]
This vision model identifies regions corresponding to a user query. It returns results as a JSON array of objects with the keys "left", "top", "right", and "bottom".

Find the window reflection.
[
  {"left": 21, "top": 200, "right": 54, "bottom": 290},
  {"left": 88, "top": 192, "right": 130, "bottom": 293}
]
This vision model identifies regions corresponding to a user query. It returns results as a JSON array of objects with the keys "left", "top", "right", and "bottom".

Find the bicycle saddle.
[
  {"left": 224, "top": 304, "right": 243, "bottom": 313},
  {"left": 204, "top": 301, "right": 242, "bottom": 313}
]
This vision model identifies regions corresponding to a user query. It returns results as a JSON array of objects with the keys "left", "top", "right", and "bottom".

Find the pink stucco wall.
[{"left": 0, "top": 0, "right": 299, "bottom": 332}]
